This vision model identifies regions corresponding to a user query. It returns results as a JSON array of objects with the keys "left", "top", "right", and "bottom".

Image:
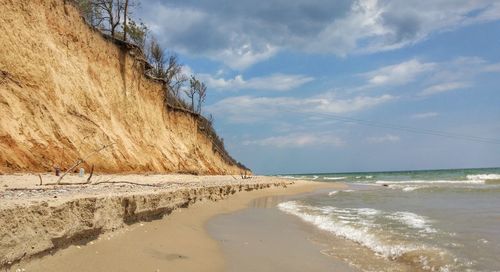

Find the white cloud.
[
  {"left": 140, "top": 0, "right": 500, "bottom": 69},
  {"left": 362, "top": 59, "right": 436, "bottom": 87},
  {"left": 207, "top": 93, "right": 395, "bottom": 123},
  {"left": 199, "top": 73, "right": 314, "bottom": 92},
  {"left": 307, "top": 0, "right": 388, "bottom": 56},
  {"left": 243, "top": 133, "right": 343, "bottom": 148},
  {"left": 214, "top": 44, "right": 279, "bottom": 70},
  {"left": 366, "top": 134, "right": 400, "bottom": 143},
  {"left": 411, "top": 112, "right": 439, "bottom": 119},
  {"left": 419, "top": 81, "right": 472, "bottom": 96},
  {"left": 351, "top": 56, "right": 499, "bottom": 97}
]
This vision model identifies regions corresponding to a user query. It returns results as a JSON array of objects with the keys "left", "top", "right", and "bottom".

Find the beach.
[
  {"left": 3, "top": 169, "right": 500, "bottom": 271},
  {"left": 1, "top": 174, "right": 345, "bottom": 271}
]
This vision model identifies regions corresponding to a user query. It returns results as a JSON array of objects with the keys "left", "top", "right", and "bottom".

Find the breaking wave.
[
  {"left": 376, "top": 179, "right": 485, "bottom": 185},
  {"left": 323, "top": 177, "right": 346, "bottom": 180}
]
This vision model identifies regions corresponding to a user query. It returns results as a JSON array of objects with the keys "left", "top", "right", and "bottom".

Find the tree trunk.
[{"left": 123, "top": 0, "right": 129, "bottom": 41}]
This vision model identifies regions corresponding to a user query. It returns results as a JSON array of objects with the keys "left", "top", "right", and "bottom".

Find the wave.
[
  {"left": 387, "top": 212, "right": 436, "bottom": 233},
  {"left": 277, "top": 175, "right": 297, "bottom": 179},
  {"left": 328, "top": 189, "right": 355, "bottom": 196},
  {"left": 466, "top": 174, "right": 500, "bottom": 184},
  {"left": 278, "top": 201, "right": 415, "bottom": 258},
  {"left": 376, "top": 179, "right": 485, "bottom": 185},
  {"left": 466, "top": 174, "right": 500, "bottom": 180},
  {"left": 277, "top": 202, "right": 445, "bottom": 258},
  {"left": 277, "top": 175, "right": 319, "bottom": 180},
  {"left": 277, "top": 201, "right": 455, "bottom": 270},
  {"left": 323, "top": 177, "right": 346, "bottom": 180},
  {"left": 388, "top": 184, "right": 431, "bottom": 192}
]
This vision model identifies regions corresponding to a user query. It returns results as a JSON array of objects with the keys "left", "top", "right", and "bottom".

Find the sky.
[{"left": 137, "top": 0, "right": 500, "bottom": 174}]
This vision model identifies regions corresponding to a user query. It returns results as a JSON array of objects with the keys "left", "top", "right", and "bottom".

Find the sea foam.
[
  {"left": 466, "top": 174, "right": 500, "bottom": 181},
  {"left": 278, "top": 201, "right": 421, "bottom": 259},
  {"left": 323, "top": 177, "right": 346, "bottom": 180},
  {"left": 387, "top": 212, "right": 436, "bottom": 233},
  {"left": 376, "top": 179, "right": 485, "bottom": 185}
]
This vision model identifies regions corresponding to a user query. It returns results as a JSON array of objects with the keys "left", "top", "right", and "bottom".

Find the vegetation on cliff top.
[{"left": 69, "top": 0, "right": 249, "bottom": 171}]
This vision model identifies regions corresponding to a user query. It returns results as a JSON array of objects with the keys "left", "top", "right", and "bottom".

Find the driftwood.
[
  {"left": 240, "top": 171, "right": 252, "bottom": 179},
  {"left": 38, "top": 174, "right": 43, "bottom": 186},
  {"left": 56, "top": 143, "right": 114, "bottom": 184},
  {"left": 86, "top": 164, "right": 94, "bottom": 183},
  {"left": 7, "top": 187, "right": 59, "bottom": 191},
  {"left": 44, "top": 182, "right": 91, "bottom": 186},
  {"left": 92, "top": 180, "right": 159, "bottom": 187}
]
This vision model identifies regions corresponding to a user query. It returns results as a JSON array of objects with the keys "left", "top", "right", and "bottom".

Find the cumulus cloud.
[
  {"left": 366, "top": 134, "right": 400, "bottom": 143},
  {"left": 411, "top": 112, "right": 439, "bottom": 119},
  {"left": 243, "top": 133, "right": 343, "bottom": 148},
  {"left": 198, "top": 73, "right": 314, "bottom": 91},
  {"left": 139, "top": 0, "right": 500, "bottom": 69},
  {"left": 207, "top": 93, "right": 395, "bottom": 123}
]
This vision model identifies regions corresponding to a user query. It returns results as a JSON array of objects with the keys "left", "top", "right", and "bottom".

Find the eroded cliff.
[{"left": 0, "top": 0, "right": 246, "bottom": 174}]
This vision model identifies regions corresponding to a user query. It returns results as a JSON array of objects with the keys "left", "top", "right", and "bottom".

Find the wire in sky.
[{"left": 280, "top": 108, "right": 500, "bottom": 145}]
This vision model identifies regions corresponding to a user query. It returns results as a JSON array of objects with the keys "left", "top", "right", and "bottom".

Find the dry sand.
[
  {"left": 5, "top": 176, "right": 345, "bottom": 271},
  {"left": 0, "top": 174, "right": 292, "bottom": 267}
]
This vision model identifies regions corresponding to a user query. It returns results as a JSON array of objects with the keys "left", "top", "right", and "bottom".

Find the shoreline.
[
  {"left": 207, "top": 187, "right": 358, "bottom": 272},
  {"left": 2, "top": 174, "right": 342, "bottom": 271}
]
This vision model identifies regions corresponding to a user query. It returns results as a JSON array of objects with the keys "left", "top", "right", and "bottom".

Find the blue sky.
[{"left": 138, "top": 0, "right": 500, "bottom": 174}]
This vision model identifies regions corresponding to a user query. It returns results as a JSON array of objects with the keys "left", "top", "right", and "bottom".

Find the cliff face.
[{"left": 0, "top": 0, "right": 245, "bottom": 174}]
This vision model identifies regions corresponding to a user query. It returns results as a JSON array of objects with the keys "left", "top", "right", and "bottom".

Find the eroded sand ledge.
[{"left": 0, "top": 174, "right": 295, "bottom": 268}]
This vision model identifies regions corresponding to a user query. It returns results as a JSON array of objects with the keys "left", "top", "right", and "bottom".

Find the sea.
[{"left": 277, "top": 168, "right": 500, "bottom": 271}]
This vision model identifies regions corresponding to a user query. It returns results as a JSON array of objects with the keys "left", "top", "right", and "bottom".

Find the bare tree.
[
  {"left": 123, "top": 0, "right": 129, "bottom": 41},
  {"left": 93, "top": 0, "right": 125, "bottom": 38},
  {"left": 148, "top": 37, "right": 166, "bottom": 78},
  {"left": 186, "top": 76, "right": 199, "bottom": 111},
  {"left": 196, "top": 81, "right": 207, "bottom": 114},
  {"left": 164, "top": 54, "right": 188, "bottom": 98},
  {"left": 170, "top": 73, "right": 188, "bottom": 99},
  {"left": 74, "top": 0, "right": 104, "bottom": 27},
  {"left": 184, "top": 76, "right": 207, "bottom": 113},
  {"left": 125, "top": 19, "right": 148, "bottom": 49}
]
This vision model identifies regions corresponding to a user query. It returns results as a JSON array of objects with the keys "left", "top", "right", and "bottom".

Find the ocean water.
[{"left": 277, "top": 168, "right": 500, "bottom": 271}]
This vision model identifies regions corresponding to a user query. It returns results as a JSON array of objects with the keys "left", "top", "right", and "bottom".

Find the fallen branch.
[
  {"left": 38, "top": 174, "right": 43, "bottom": 186},
  {"left": 92, "top": 180, "right": 159, "bottom": 187},
  {"left": 44, "top": 182, "right": 91, "bottom": 186},
  {"left": 86, "top": 164, "right": 94, "bottom": 183},
  {"left": 56, "top": 143, "right": 115, "bottom": 184},
  {"left": 7, "top": 187, "right": 59, "bottom": 191}
]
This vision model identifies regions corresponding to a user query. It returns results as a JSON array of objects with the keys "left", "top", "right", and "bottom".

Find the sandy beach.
[{"left": 1, "top": 174, "right": 344, "bottom": 271}]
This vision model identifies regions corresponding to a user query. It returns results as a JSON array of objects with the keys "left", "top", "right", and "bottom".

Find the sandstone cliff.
[{"left": 0, "top": 0, "right": 246, "bottom": 174}]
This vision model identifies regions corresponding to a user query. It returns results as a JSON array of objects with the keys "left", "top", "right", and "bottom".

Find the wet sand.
[
  {"left": 18, "top": 180, "right": 346, "bottom": 272},
  {"left": 207, "top": 192, "right": 358, "bottom": 272}
]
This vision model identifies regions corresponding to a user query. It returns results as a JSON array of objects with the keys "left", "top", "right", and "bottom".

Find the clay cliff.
[{"left": 0, "top": 0, "right": 247, "bottom": 174}]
